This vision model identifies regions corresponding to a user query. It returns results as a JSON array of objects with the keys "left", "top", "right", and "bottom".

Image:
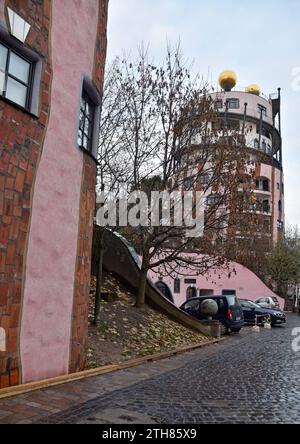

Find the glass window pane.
[
  {"left": 9, "top": 52, "right": 30, "bottom": 83},
  {"left": 6, "top": 77, "right": 27, "bottom": 107},
  {"left": 77, "top": 130, "right": 83, "bottom": 147},
  {"left": 79, "top": 110, "right": 85, "bottom": 131},
  {"left": 0, "top": 44, "right": 8, "bottom": 70},
  {"left": 84, "top": 117, "right": 90, "bottom": 136},
  {"left": 0, "top": 71, "right": 5, "bottom": 94}
]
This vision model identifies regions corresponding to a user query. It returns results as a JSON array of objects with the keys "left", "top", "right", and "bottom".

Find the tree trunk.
[
  {"left": 136, "top": 267, "right": 148, "bottom": 308},
  {"left": 93, "top": 231, "right": 105, "bottom": 326}
]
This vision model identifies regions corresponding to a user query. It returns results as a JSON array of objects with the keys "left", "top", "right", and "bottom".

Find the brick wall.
[
  {"left": 69, "top": 0, "right": 109, "bottom": 373},
  {"left": 0, "top": 0, "right": 52, "bottom": 389}
]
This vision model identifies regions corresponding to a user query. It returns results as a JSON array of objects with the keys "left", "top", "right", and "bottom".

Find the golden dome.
[
  {"left": 219, "top": 70, "right": 237, "bottom": 91},
  {"left": 245, "top": 84, "right": 261, "bottom": 96}
]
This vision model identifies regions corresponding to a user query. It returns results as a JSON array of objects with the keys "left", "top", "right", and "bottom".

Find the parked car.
[
  {"left": 239, "top": 299, "right": 286, "bottom": 327},
  {"left": 180, "top": 295, "right": 244, "bottom": 334},
  {"left": 255, "top": 296, "right": 280, "bottom": 310}
]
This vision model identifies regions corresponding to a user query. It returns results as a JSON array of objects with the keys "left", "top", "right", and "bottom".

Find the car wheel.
[
  {"left": 231, "top": 328, "right": 242, "bottom": 333},
  {"left": 221, "top": 324, "right": 230, "bottom": 335}
]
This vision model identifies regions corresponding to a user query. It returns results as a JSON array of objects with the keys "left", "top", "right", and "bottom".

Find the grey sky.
[{"left": 107, "top": 0, "right": 300, "bottom": 227}]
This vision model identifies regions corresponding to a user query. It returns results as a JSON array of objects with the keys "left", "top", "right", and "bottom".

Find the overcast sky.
[{"left": 107, "top": 0, "right": 300, "bottom": 228}]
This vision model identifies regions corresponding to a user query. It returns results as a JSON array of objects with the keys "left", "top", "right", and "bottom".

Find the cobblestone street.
[{"left": 0, "top": 313, "right": 299, "bottom": 424}]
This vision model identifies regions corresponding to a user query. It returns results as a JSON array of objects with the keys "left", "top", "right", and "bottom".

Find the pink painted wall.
[
  {"left": 148, "top": 256, "right": 284, "bottom": 310},
  {"left": 210, "top": 91, "right": 273, "bottom": 126},
  {"left": 20, "top": 0, "right": 99, "bottom": 383}
]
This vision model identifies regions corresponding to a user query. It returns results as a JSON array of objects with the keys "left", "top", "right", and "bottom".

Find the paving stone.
[{"left": 1, "top": 314, "right": 300, "bottom": 424}]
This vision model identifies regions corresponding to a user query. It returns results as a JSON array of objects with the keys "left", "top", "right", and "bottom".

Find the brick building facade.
[{"left": 0, "top": 0, "right": 109, "bottom": 388}]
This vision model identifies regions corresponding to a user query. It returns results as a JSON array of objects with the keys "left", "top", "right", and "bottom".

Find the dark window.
[
  {"left": 212, "top": 118, "right": 239, "bottom": 131},
  {"left": 263, "top": 179, "right": 269, "bottom": 191},
  {"left": 226, "top": 99, "right": 239, "bottom": 109},
  {"left": 183, "top": 176, "right": 194, "bottom": 190},
  {"left": 198, "top": 174, "right": 209, "bottom": 185},
  {"left": 262, "top": 200, "right": 270, "bottom": 213},
  {"left": 78, "top": 90, "right": 95, "bottom": 153},
  {"left": 277, "top": 220, "right": 284, "bottom": 231},
  {"left": 184, "top": 278, "right": 197, "bottom": 284},
  {"left": 214, "top": 100, "right": 223, "bottom": 109},
  {"left": 174, "top": 278, "right": 180, "bottom": 294},
  {"left": 0, "top": 42, "right": 32, "bottom": 109},
  {"left": 183, "top": 299, "right": 200, "bottom": 310},
  {"left": 199, "top": 289, "right": 214, "bottom": 296},
  {"left": 261, "top": 140, "right": 267, "bottom": 152},
  {"left": 206, "top": 194, "right": 219, "bottom": 205},
  {"left": 258, "top": 104, "right": 267, "bottom": 116},
  {"left": 278, "top": 200, "right": 282, "bottom": 212},
  {"left": 222, "top": 290, "right": 236, "bottom": 296}
]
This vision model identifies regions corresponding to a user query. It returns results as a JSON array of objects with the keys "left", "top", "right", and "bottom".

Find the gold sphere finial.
[
  {"left": 219, "top": 70, "right": 237, "bottom": 91},
  {"left": 245, "top": 84, "right": 261, "bottom": 96}
]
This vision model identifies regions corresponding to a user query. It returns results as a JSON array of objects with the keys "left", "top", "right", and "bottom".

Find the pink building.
[
  {"left": 0, "top": 0, "right": 109, "bottom": 389},
  {"left": 149, "top": 73, "right": 285, "bottom": 312},
  {"left": 148, "top": 257, "right": 285, "bottom": 310}
]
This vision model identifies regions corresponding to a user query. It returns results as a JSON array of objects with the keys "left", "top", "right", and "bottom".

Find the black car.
[
  {"left": 239, "top": 299, "right": 286, "bottom": 327},
  {"left": 180, "top": 295, "right": 244, "bottom": 334}
]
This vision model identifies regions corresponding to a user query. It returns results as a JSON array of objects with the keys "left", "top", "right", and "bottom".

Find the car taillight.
[{"left": 227, "top": 309, "right": 233, "bottom": 319}]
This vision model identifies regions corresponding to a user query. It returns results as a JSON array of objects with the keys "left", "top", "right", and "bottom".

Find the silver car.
[{"left": 255, "top": 296, "right": 280, "bottom": 310}]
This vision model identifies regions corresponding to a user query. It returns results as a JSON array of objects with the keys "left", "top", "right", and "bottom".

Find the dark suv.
[{"left": 180, "top": 295, "right": 244, "bottom": 334}]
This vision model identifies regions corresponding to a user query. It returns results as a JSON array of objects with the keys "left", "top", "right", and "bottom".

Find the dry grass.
[{"left": 86, "top": 273, "right": 211, "bottom": 368}]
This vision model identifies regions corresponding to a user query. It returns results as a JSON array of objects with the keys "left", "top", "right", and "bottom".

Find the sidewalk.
[{"left": 0, "top": 341, "right": 223, "bottom": 424}]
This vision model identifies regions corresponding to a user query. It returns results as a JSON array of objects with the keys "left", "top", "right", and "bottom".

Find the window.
[
  {"left": 261, "top": 140, "right": 267, "bottom": 152},
  {"left": 206, "top": 194, "right": 219, "bottom": 205},
  {"left": 184, "top": 278, "right": 197, "bottom": 284},
  {"left": 0, "top": 42, "right": 32, "bottom": 109},
  {"left": 215, "top": 100, "right": 223, "bottom": 109},
  {"left": 262, "top": 179, "right": 269, "bottom": 191},
  {"left": 198, "top": 174, "right": 209, "bottom": 185},
  {"left": 277, "top": 220, "right": 284, "bottom": 231},
  {"left": 174, "top": 278, "right": 180, "bottom": 294},
  {"left": 183, "top": 176, "right": 194, "bottom": 190},
  {"left": 222, "top": 290, "right": 236, "bottom": 296},
  {"left": 278, "top": 200, "right": 282, "bottom": 212},
  {"left": 254, "top": 139, "right": 259, "bottom": 149},
  {"left": 262, "top": 200, "right": 270, "bottom": 213},
  {"left": 199, "top": 289, "right": 214, "bottom": 296},
  {"left": 226, "top": 98, "right": 239, "bottom": 109},
  {"left": 78, "top": 90, "right": 95, "bottom": 153},
  {"left": 183, "top": 299, "right": 200, "bottom": 311},
  {"left": 258, "top": 104, "right": 267, "bottom": 116},
  {"left": 277, "top": 182, "right": 280, "bottom": 190}
]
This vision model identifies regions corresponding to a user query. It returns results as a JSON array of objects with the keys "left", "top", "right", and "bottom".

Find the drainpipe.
[
  {"left": 242, "top": 102, "right": 248, "bottom": 137},
  {"left": 258, "top": 108, "right": 263, "bottom": 151}
]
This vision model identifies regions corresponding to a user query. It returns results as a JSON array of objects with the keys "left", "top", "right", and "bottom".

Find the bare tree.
[{"left": 97, "top": 44, "right": 257, "bottom": 308}]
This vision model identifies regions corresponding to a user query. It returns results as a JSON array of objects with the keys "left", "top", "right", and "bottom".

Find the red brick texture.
[
  {"left": 0, "top": 0, "right": 52, "bottom": 389},
  {"left": 69, "top": 0, "right": 109, "bottom": 373}
]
